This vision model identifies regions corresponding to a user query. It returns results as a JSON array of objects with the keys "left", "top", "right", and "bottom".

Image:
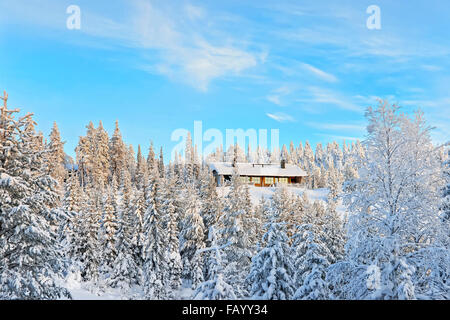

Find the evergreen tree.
[
  {"left": 46, "top": 121, "right": 66, "bottom": 191},
  {"left": 99, "top": 182, "right": 119, "bottom": 279},
  {"left": 180, "top": 184, "right": 205, "bottom": 289},
  {"left": 0, "top": 92, "right": 71, "bottom": 299},
  {"left": 109, "top": 170, "right": 140, "bottom": 293},
  {"left": 142, "top": 173, "right": 168, "bottom": 299},
  {"left": 193, "top": 227, "right": 236, "bottom": 300},
  {"left": 247, "top": 211, "right": 294, "bottom": 300},
  {"left": 291, "top": 224, "right": 333, "bottom": 300},
  {"left": 109, "top": 120, "right": 127, "bottom": 185}
]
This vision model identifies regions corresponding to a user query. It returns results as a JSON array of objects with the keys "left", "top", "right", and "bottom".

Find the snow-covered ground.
[
  {"left": 63, "top": 272, "right": 195, "bottom": 300},
  {"left": 217, "top": 185, "right": 329, "bottom": 204},
  {"left": 218, "top": 185, "right": 347, "bottom": 219}
]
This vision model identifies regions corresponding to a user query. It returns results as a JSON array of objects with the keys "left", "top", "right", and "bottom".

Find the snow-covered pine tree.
[
  {"left": 291, "top": 223, "right": 334, "bottom": 300},
  {"left": 271, "top": 186, "right": 298, "bottom": 238},
  {"left": 322, "top": 196, "right": 346, "bottom": 263},
  {"left": 193, "top": 226, "right": 236, "bottom": 300},
  {"left": 62, "top": 172, "right": 84, "bottom": 267},
  {"left": 217, "top": 168, "right": 253, "bottom": 298},
  {"left": 0, "top": 92, "right": 71, "bottom": 299},
  {"left": 179, "top": 183, "right": 206, "bottom": 289},
  {"left": 147, "top": 140, "right": 156, "bottom": 173},
  {"left": 99, "top": 181, "right": 119, "bottom": 280},
  {"left": 142, "top": 170, "right": 169, "bottom": 299},
  {"left": 109, "top": 120, "right": 127, "bottom": 185},
  {"left": 46, "top": 121, "right": 66, "bottom": 193},
  {"left": 75, "top": 121, "right": 96, "bottom": 187},
  {"left": 109, "top": 169, "right": 140, "bottom": 293},
  {"left": 247, "top": 210, "right": 294, "bottom": 300},
  {"left": 93, "top": 121, "right": 110, "bottom": 189},
  {"left": 163, "top": 179, "right": 183, "bottom": 295}
]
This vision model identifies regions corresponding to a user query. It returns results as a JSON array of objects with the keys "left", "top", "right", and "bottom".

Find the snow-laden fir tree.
[
  {"left": 271, "top": 186, "right": 298, "bottom": 238},
  {"left": 247, "top": 209, "right": 294, "bottom": 300},
  {"left": 340, "top": 101, "right": 446, "bottom": 300},
  {"left": 109, "top": 169, "right": 140, "bottom": 294},
  {"left": 142, "top": 170, "right": 169, "bottom": 299},
  {"left": 193, "top": 226, "right": 236, "bottom": 300},
  {"left": 46, "top": 121, "right": 66, "bottom": 193},
  {"left": 0, "top": 92, "right": 71, "bottom": 299},
  {"left": 157, "top": 175, "right": 182, "bottom": 295},
  {"left": 322, "top": 197, "right": 346, "bottom": 263},
  {"left": 291, "top": 223, "right": 334, "bottom": 300},
  {"left": 109, "top": 120, "right": 127, "bottom": 185},
  {"left": 217, "top": 168, "right": 254, "bottom": 297},
  {"left": 99, "top": 181, "right": 119, "bottom": 280},
  {"left": 62, "top": 172, "right": 85, "bottom": 271},
  {"left": 179, "top": 183, "right": 206, "bottom": 289}
]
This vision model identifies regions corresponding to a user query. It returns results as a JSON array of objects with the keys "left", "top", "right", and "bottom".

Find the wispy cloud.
[
  {"left": 307, "top": 121, "right": 365, "bottom": 132},
  {"left": 301, "top": 63, "right": 338, "bottom": 83},
  {"left": 266, "top": 112, "right": 295, "bottom": 122},
  {"left": 316, "top": 133, "right": 362, "bottom": 142},
  {"left": 296, "top": 87, "right": 363, "bottom": 113},
  {"left": 0, "top": 0, "right": 261, "bottom": 92},
  {"left": 266, "top": 85, "right": 292, "bottom": 106}
]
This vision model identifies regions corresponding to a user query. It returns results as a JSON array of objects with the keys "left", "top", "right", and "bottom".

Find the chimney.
[{"left": 281, "top": 159, "right": 286, "bottom": 169}]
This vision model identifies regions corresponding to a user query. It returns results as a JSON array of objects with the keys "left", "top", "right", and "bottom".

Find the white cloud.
[
  {"left": 301, "top": 63, "right": 338, "bottom": 83},
  {"left": 266, "top": 112, "right": 295, "bottom": 122},
  {"left": 0, "top": 0, "right": 260, "bottom": 92},
  {"left": 307, "top": 121, "right": 365, "bottom": 132},
  {"left": 267, "top": 95, "right": 282, "bottom": 106},
  {"left": 317, "top": 133, "right": 362, "bottom": 142},
  {"left": 266, "top": 85, "right": 293, "bottom": 106},
  {"left": 296, "top": 87, "right": 363, "bottom": 113},
  {"left": 129, "top": 1, "right": 259, "bottom": 91}
]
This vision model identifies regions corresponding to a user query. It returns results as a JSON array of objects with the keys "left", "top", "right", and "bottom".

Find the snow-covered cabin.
[{"left": 208, "top": 160, "right": 308, "bottom": 187}]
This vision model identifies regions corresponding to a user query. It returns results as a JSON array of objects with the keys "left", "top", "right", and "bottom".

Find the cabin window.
[
  {"left": 279, "top": 177, "right": 288, "bottom": 184},
  {"left": 240, "top": 176, "right": 250, "bottom": 183},
  {"left": 265, "top": 177, "right": 274, "bottom": 184},
  {"left": 251, "top": 177, "right": 261, "bottom": 184}
]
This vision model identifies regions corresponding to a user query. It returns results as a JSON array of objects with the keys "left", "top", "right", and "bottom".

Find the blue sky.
[{"left": 1, "top": 0, "right": 449, "bottom": 160}]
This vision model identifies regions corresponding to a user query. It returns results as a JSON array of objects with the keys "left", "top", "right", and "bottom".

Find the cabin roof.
[{"left": 208, "top": 162, "right": 308, "bottom": 177}]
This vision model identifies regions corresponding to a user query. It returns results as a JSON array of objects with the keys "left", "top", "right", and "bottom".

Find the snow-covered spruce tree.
[
  {"left": 109, "top": 170, "right": 140, "bottom": 293},
  {"left": 156, "top": 174, "right": 182, "bottom": 295},
  {"left": 247, "top": 210, "right": 294, "bottom": 300},
  {"left": 179, "top": 183, "right": 206, "bottom": 289},
  {"left": 99, "top": 181, "right": 119, "bottom": 280},
  {"left": 142, "top": 170, "right": 169, "bottom": 299},
  {"left": 193, "top": 226, "right": 236, "bottom": 300},
  {"left": 340, "top": 101, "right": 446, "bottom": 300},
  {"left": 62, "top": 172, "right": 85, "bottom": 273},
  {"left": 109, "top": 120, "right": 127, "bottom": 185},
  {"left": 46, "top": 121, "right": 66, "bottom": 194},
  {"left": 271, "top": 186, "right": 298, "bottom": 238},
  {"left": 291, "top": 223, "right": 334, "bottom": 300},
  {"left": 0, "top": 93, "right": 70, "bottom": 299},
  {"left": 131, "top": 170, "right": 148, "bottom": 274},
  {"left": 165, "top": 184, "right": 183, "bottom": 295},
  {"left": 217, "top": 168, "right": 253, "bottom": 298},
  {"left": 198, "top": 166, "right": 221, "bottom": 243},
  {"left": 76, "top": 186, "right": 102, "bottom": 285},
  {"left": 322, "top": 197, "right": 346, "bottom": 264},
  {"left": 327, "top": 163, "right": 343, "bottom": 201}
]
